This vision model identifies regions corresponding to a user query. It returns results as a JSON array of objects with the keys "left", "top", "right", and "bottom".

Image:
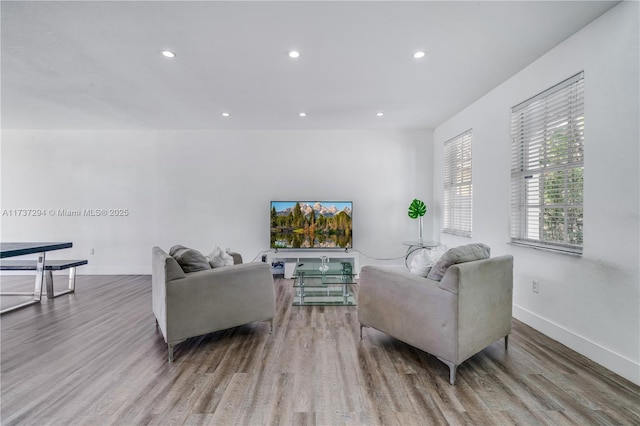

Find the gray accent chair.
[
  {"left": 152, "top": 246, "right": 276, "bottom": 362},
  {"left": 358, "top": 255, "right": 513, "bottom": 385}
]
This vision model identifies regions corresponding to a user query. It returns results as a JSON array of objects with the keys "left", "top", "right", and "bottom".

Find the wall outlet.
[
  {"left": 90, "top": 248, "right": 95, "bottom": 255},
  {"left": 532, "top": 279, "right": 540, "bottom": 293}
]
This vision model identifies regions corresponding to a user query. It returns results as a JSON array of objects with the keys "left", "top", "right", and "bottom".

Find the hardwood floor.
[{"left": 1, "top": 274, "right": 638, "bottom": 425}]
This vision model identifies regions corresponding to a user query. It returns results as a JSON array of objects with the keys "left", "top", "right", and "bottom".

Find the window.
[
  {"left": 510, "top": 72, "right": 584, "bottom": 254},
  {"left": 443, "top": 129, "right": 473, "bottom": 237}
]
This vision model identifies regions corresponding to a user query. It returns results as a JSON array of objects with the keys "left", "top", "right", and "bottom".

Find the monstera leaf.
[{"left": 407, "top": 199, "right": 427, "bottom": 219}]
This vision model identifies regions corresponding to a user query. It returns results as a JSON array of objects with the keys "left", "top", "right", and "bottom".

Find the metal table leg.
[
  {"left": 0, "top": 252, "right": 45, "bottom": 314},
  {"left": 46, "top": 267, "right": 77, "bottom": 299}
]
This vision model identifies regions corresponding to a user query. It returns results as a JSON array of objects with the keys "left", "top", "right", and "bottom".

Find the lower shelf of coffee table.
[{"left": 292, "top": 285, "right": 356, "bottom": 306}]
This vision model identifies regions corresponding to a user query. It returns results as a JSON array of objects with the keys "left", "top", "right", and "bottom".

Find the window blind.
[
  {"left": 510, "top": 72, "right": 584, "bottom": 254},
  {"left": 444, "top": 129, "right": 473, "bottom": 237}
]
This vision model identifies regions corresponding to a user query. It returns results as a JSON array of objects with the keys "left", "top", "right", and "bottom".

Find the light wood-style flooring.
[{"left": 1, "top": 274, "right": 638, "bottom": 425}]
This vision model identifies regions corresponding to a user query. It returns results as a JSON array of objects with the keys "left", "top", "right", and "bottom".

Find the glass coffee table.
[{"left": 293, "top": 261, "right": 356, "bottom": 306}]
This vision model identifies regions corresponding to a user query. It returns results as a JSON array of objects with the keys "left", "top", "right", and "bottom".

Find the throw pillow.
[
  {"left": 206, "top": 245, "right": 234, "bottom": 268},
  {"left": 169, "top": 245, "right": 186, "bottom": 257},
  {"left": 426, "top": 243, "right": 491, "bottom": 282},
  {"left": 170, "top": 246, "right": 212, "bottom": 273},
  {"left": 409, "top": 249, "right": 434, "bottom": 278}
]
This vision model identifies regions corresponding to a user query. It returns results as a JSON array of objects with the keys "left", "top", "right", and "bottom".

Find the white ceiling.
[{"left": 1, "top": 1, "right": 618, "bottom": 130}]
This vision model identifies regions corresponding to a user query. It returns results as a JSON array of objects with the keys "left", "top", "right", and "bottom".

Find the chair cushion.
[
  {"left": 170, "top": 245, "right": 212, "bottom": 273},
  {"left": 426, "top": 243, "right": 491, "bottom": 281}
]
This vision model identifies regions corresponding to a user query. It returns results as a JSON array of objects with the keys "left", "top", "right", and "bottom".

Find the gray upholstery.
[
  {"left": 358, "top": 254, "right": 513, "bottom": 384},
  {"left": 152, "top": 246, "right": 276, "bottom": 362}
]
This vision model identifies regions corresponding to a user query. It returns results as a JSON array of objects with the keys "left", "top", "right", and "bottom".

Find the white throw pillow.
[
  {"left": 409, "top": 249, "right": 434, "bottom": 278},
  {"left": 206, "top": 245, "right": 234, "bottom": 268}
]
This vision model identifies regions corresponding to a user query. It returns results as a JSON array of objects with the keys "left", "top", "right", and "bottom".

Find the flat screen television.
[{"left": 270, "top": 201, "right": 353, "bottom": 249}]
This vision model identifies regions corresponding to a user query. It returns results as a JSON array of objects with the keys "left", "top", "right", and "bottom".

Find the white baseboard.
[{"left": 513, "top": 304, "right": 640, "bottom": 386}]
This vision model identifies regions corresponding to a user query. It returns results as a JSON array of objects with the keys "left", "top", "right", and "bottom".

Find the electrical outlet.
[
  {"left": 90, "top": 248, "right": 95, "bottom": 255},
  {"left": 532, "top": 279, "right": 540, "bottom": 293}
]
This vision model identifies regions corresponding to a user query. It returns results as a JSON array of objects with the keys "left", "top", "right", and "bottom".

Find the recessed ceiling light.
[
  {"left": 376, "top": 112, "right": 384, "bottom": 117},
  {"left": 222, "top": 112, "right": 230, "bottom": 117},
  {"left": 298, "top": 112, "right": 307, "bottom": 117},
  {"left": 413, "top": 51, "right": 426, "bottom": 59},
  {"left": 162, "top": 50, "right": 176, "bottom": 58},
  {"left": 289, "top": 50, "right": 301, "bottom": 59}
]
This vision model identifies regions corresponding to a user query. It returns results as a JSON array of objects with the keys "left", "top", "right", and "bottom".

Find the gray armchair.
[
  {"left": 358, "top": 254, "right": 513, "bottom": 384},
  {"left": 152, "top": 246, "right": 276, "bottom": 362}
]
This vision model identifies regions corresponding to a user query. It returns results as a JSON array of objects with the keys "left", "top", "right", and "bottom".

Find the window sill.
[
  {"left": 508, "top": 241, "right": 582, "bottom": 257},
  {"left": 442, "top": 230, "right": 472, "bottom": 238}
]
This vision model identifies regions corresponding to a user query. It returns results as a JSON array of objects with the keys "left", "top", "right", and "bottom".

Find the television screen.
[{"left": 270, "top": 201, "right": 353, "bottom": 249}]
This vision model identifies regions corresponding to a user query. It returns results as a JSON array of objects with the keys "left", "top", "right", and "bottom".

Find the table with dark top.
[{"left": 0, "top": 242, "right": 73, "bottom": 314}]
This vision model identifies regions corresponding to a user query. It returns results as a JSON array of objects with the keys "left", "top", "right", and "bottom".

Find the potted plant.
[{"left": 408, "top": 199, "right": 427, "bottom": 244}]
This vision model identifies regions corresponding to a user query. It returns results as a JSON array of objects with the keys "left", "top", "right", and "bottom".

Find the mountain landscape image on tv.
[{"left": 270, "top": 201, "right": 353, "bottom": 249}]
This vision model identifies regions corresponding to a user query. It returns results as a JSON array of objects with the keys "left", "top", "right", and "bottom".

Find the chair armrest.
[
  {"left": 358, "top": 266, "right": 458, "bottom": 359},
  {"left": 358, "top": 266, "right": 456, "bottom": 323},
  {"left": 229, "top": 252, "right": 243, "bottom": 265},
  {"left": 438, "top": 255, "right": 513, "bottom": 295},
  {"left": 448, "top": 255, "right": 513, "bottom": 363},
  {"left": 164, "top": 262, "right": 276, "bottom": 343}
]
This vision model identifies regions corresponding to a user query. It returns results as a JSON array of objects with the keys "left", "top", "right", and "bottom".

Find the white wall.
[
  {"left": 1, "top": 129, "right": 433, "bottom": 273},
  {"left": 433, "top": 2, "right": 639, "bottom": 384}
]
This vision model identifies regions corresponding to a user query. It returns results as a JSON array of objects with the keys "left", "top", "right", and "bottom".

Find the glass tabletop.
[
  {"left": 402, "top": 240, "right": 440, "bottom": 248},
  {"left": 294, "top": 261, "right": 353, "bottom": 276}
]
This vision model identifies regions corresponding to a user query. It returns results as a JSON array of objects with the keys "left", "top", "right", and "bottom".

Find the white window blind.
[
  {"left": 443, "top": 129, "right": 473, "bottom": 237},
  {"left": 510, "top": 72, "right": 584, "bottom": 254}
]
